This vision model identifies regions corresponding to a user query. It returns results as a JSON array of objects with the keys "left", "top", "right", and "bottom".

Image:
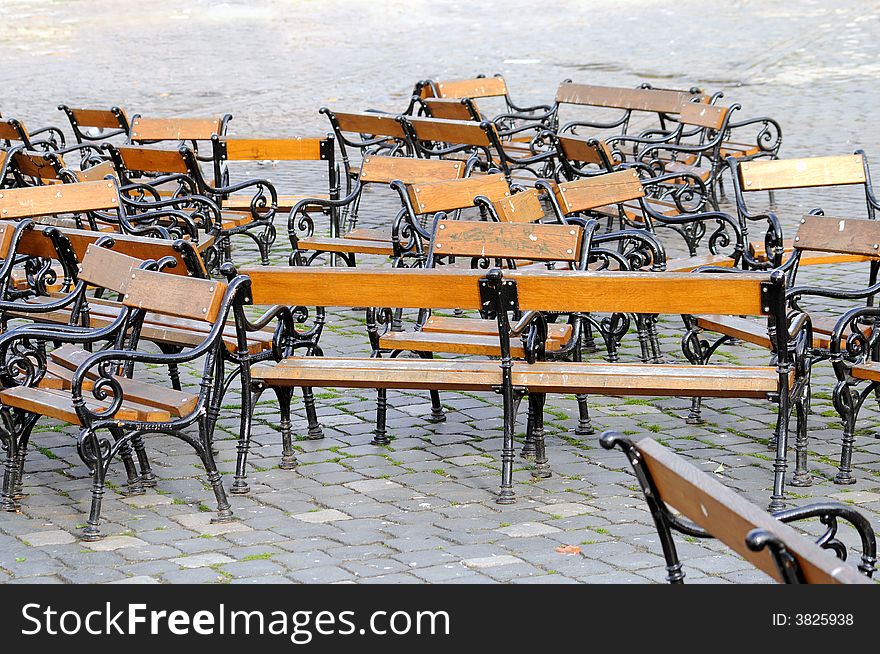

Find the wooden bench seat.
[
  {"left": 224, "top": 194, "right": 328, "bottom": 212},
  {"left": 749, "top": 238, "right": 873, "bottom": 266},
  {"left": 0, "top": 385, "right": 172, "bottom": 424},
  {"left": 293, "top": 237, "right": 396, "bottom": 256}
]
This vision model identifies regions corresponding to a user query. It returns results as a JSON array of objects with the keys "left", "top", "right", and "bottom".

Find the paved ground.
[{"left": 0, "top": 0, "right": 879, "bottom": 584}]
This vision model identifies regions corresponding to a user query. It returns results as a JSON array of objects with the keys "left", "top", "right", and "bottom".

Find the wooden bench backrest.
[
  {"left": 557, "top": 135, "right": 614, "bottom": 166},
  {"left": 636, "top": 437, "right": 869, "bottom": 584},
  {"left": 793, "top": 215, "right": 880, "bottom": 258},
  {"left": 65, "top": 108, "right": 126, "bottom": 130},
  {"left": 423, "top": 98, "right": 477, "bottom": 121},
  {"left": 243, "top": 267, "right": 486, "bottom": 310},
  {"left": 360, "top": 156, "right": 466, "bottom": 184},
  {"left": 492, "top": 188, "right": 544, "bottom": 223},
  {"left": 679, "top": 103, "right": 728, "bottom": 130},
  {"left": 130, "top": 117, "right": 225, "bottom": 142},
  {"left": 432, "top": 218, "right": 581, "bottom": 263},
  {"left": 74, "top": 160, "right": 118, "bottom": 182},
  {"left": 113, "top": 145, "right": 190, "bottom": 174},
  {"left": 405, "top": 117, "right": 493, "bottom": 148},
  {"left": 79, "top": 243, "right": 143, "bottom": 292},
  {"left": 125, "top": 266, "right": 227, "bottom": 323},
  {"left": 0, "top": 180, "right": 120, "bottom": 219},
  {"left": 508, "top": 269, "right": 769, "bottom": 315},
  {"left": 11, "top": 151, "right": 59, "bottom": 182},
  {"left": 739, "top": 155, "right": 867, "bottom": 192},
  {"left": 220, "top": 137, "right": 330, "bottom": 162},
  {"left": 553, "top": 168, "right": 645, "bottom": 214},
  {"left": 555, "top": 83, "right": 694, "bottom": 114},
  {"left": 432, "top": 76, "right": 508, "bottom": 100},
  {"left": 0, "top": 121, "right": 23, "bottom": 142},
  {"left": 0, "top": 220, "right": 17, "bottom": 259},
  {"left": 330, "top": 111, "right": 407, "bottom": 139},
  {"left": 60, "top": 227, "right": 200, "bottom": 276},
  {"left": 407, "top": 173, "right": 510, "bottom": 214}
]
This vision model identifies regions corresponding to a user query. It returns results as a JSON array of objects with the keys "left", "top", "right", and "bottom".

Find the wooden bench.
[
  {"left": 239, "top": 265, "right": 807, "bottom": 510},
  {"left": 0, "top": 245, "right": 250, "bottom": 541},
  {"left": 320, "top": 108, "right": 412, "bottom": 182},
  {"left": 601, "top": 432, "right": 875, "bottom": 583},
  {"left": 729, "top": 153, "right": 879, "bottom": 267},
  {"left": 400, "top": 116, "right": 553, "bottom": 182},
  {"left": 57, "top": 105, "right": 130, "bottom": 146},
  {"left": 291, "top": 170, "right": 510, "bottom": 267}
]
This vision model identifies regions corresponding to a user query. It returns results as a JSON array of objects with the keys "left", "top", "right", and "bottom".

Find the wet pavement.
[{"left": 0, "top": 0, "right": 880, "bottom": 584}]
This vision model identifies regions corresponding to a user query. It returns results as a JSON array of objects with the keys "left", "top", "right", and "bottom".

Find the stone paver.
[
  {"left": 291, "top": 509, "right": 352, "bottom": 523},
  {"left": 20, "top": 530, "right": 76, "bottom": 547},
  {"left": 170, "top": 553, "right": 236, "bottom": 569}
]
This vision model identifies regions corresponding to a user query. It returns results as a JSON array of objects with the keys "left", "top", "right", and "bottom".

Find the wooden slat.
[
  {"left": 242, "top": 267, "right": 486, "bottom": 310},
  {"left": 432, "top": 220, "right": 581, "bottom": 262},
  {"left": 49, "top": 344, "right": 198, "bottom": 417},
  {"left": 79, "top": 243, "right": 143, "bottom": 292},
  {"left": 408, "top": 173, "right": 510, "bottom": 214},
  {"left": 637, "top": 437, "right": 870, "bottom": 584},
  {"left": 423, "top": 98, "right": 477, "bottom": 121},
  {"left": 739, "top": 155, "right": 866, "bottom": 192},
  {"left": 0, "top": 180, "right": 119, "bottom": 219},
  {"left": 405, "top": 117, "right": 493, "bottom": 147},
  {"left": 379, "top": 330, "right": 565, "bottom": 356},
  {"left": 124, "top": 269, "right": 227, "bottom": 323},
  {"left": 130, "top": 117, "right": 223, "bottom": 141},
  {"left": 0, "top": 122, "right": 22, "bottom": 141},
  {"left": 558, "top": 135, "right": 613, "bottom": 166},
  {"left": 0, "top": 221, "right": 16, "bottom": 259},
  {"left": 67, "top": 108, "right": 125, "bottom": 130},
  {"left": 434, "top": 76, "right": 508, "bottom": 99},
  {"left": 295, "top": 237, "right": 395, "bottom": 255},
  {"left": 0, "top": 386, "right": 170, "bottom": 423},
  {"left": 852, "top": 362, "right": 880, "bottom": 383},
  {"left": 359, "top": 156, "right": 465, "bottom": 184},
  {"left": 696, "top": 315, "right": 772, "bottom": 349},
  {"left": 554, "top": 83, "right": 692, "bottom": 114},
  {"left": 114, "top": 145, "right": 190, "bottom": 174},
  {"left": 11, "top": 151, "right": 58, "bottom": 181},
  {"left": 331, "top": 111, "right": 406, "bottom": 139},
  {"left": 663, "top": 254, "right": 737, "bottom": 272},
  {"left": 508, "top": 270, "right": 769, "bottom": 315},
  {"left": 252, "top": 357, "right": 501, "bottom": 391},
  {"left": 61, "top": 228, "right": 199, "bottom": 276},
  {"left": 554, "top": 169, "right": 644, "bottom": 214},
  {"left": 222, "top": 138, "right": 326, "bottom": 161},
  {"left": 793, "top": 215, "right": 880, "bottom": 257},
  {"left": 512, "top": 361, "right": 785, "bottom": 397},
  {"left": 492, "top": 188, "right": 544, "bottom": 223},
  {"left": 75, "top": 161, "right": 118, "bottom": 182},
  {"left": 423, "top": 316, "right": 572, "bottom": 343},
  {"left": 680, "top": 103, "right": 728, "bottom": 130}
]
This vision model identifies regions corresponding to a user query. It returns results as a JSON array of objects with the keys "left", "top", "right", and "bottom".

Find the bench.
[
  {"left": 728, "top": 153, "right": 879, "bottom": 267},
  {"left": 57, "top": 105, "right": 130, "bottom": 147},
  {"left": 320, "top": 108, "right": 412, "bottom": 183},
  {"left": 600, "top": 432, "right": 875, "bottom": 583},
  {"left": 239, "top": 265, "right": 807, "bottom": 510},
  {"left": 0, "top": 245, "right": 250, "bottom": 540},
  {"left": 399, "top": 116, "right": 554, "bottom": 181}
]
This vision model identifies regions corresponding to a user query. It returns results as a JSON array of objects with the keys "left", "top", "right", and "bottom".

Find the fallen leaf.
[
  {"left": 714, "top": 463, "right": 725, "bottom": 474},
  {"left": 555, "top": 545, "right": 581, "bottom": 555}
]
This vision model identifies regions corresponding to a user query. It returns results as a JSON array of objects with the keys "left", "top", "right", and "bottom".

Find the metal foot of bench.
[
  {"left": 790, "top": 471, "right": 813, "bottom": 487},
  {"left": 81, "top": 525, "right": 102, "bottom": 542},
  {"left": 834, "top": 471, "right": 856, "bottom": 485},
  {"left": 531, "top": 465, "right": 551, "bottom": 479},
  {"left": 230, "top": 480, "right": 250, "bottom": 495},
  {"left": 427, "top": 408, "right": 447, "bottom": 423},
  {"left": 306, "top": 425, "right": 325, "bottom": 440},
  {"left": 139, "top": 472, "right": 158, "bottom": 488},
  {"left": 211, "top": 509, "right": 235, "bottom": 524},
  {"left": 496, "top": 490, "right": 516, "bottom": 505},
  {"left": 279, "top": 455, "right": 298, "bottom": 470}
]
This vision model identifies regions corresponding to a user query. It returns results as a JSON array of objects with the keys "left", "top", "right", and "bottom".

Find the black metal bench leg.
[
  {"left": 769, "top": 396, "right": 791, "bottom": 512},
  {"left": 130, "top": 432, "right": 157, "bottom": 487},
  {"left": 276, "top": 386, "right": 298, "bottom": 470},
  {"left": 415, "top": 353, "right": 446, "bottom": 423},
  {"left": 372, "top": 389, "right": 390, "bottom": 446},
  {"left": 530, "top": 393, "right": 550, "bottom": 479},
  {"left": 575, "top": 395, "right": 594, "bottom": 435},
  {"left": 112, "top": 427, "right": 145, "bottom": 496},
  {"left": 232, "top": 380, "right": 262, "bottom": 495},
  {"left": 302, "top": 387, "right": 324, "bottom": 439},
  {"left": 198, "top": 418, "right": 234, "bottom": 524},
  {"left": 82, "top": 430, "right": 107, "bottom": 541},
  {"left": 1, "top": 424, "right": 19, "bottom": 512},
  {"left": 521, "top": 399, "right": 536, "bottom": 458},
  {"left": 791, "top": 394, "right": 812, "bottom": 487},
  {"left": 833, "top": 381, "right": 858, "bottom": 485}
]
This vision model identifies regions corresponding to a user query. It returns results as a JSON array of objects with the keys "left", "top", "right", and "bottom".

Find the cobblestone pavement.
[{"left": 0, "top": 0, "right": 879, "bottom": 584}]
